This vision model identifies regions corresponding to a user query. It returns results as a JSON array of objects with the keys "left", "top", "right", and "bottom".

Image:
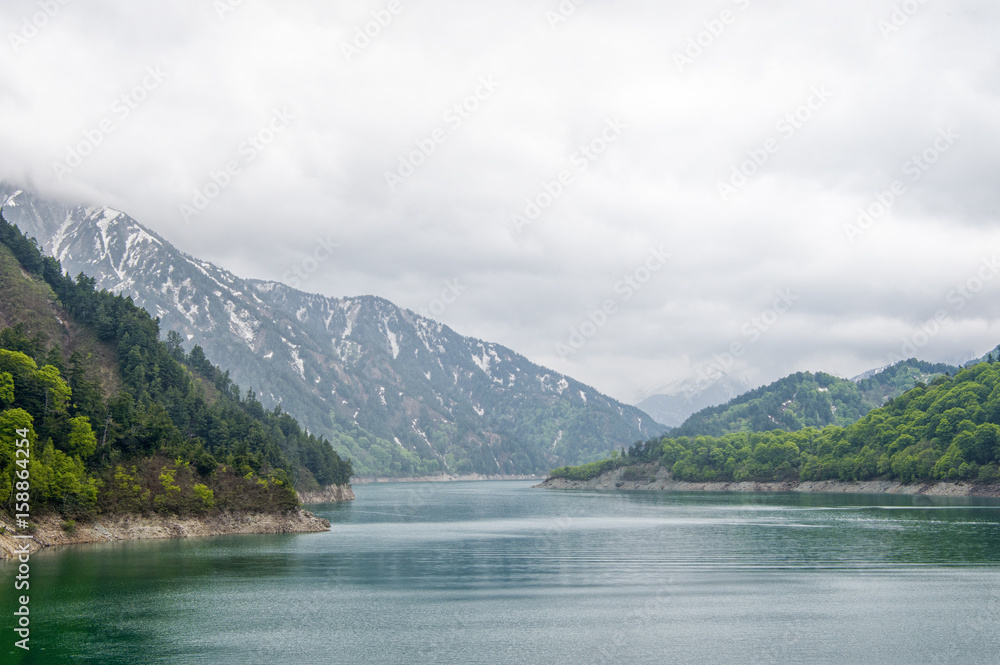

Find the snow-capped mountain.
[{"left": 0, "top": 185, "right": 663, "bottom": 476}]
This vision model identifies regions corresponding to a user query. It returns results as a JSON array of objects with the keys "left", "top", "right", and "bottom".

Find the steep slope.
[
  {"left": 0, "top": 219, "right": 352, "bottom": 519},
  {"left": 0, "top": 185, "right": 663, "bottom": 476},
  {"left": 673, "top": 360, "right": 958, "bottom": 438},
  {"left": 0, "top": 225, "right": 121, "bottom": 396}
]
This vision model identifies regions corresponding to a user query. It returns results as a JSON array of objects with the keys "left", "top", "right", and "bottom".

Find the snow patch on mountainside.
[
  {"left": 472, "top": 344, "right": 493, "bottom": 376},
  {"left": 160, "top": 277, "right": 199, "bottom": 325},
  {"left": 223, "top": 299, "right": 256, "bottom": 348},
  {"left": 384, "top": 319, "right": 400, "bottom": 359},
  {"left": 125, "top": 226, "right": 160, "bottom": 251},
  {"left": 290, "top": 348, "right": 305, "bottom": 380},
  {"left": 342, "top": 301, "right": 360, "bottom": 339},
  {"left": 94, "top": 210, "right": 121, "bottom": 249},
  {"left": 50, "top": 215, "right": 76, "bottom": 259},
  {"left": 183, "top": 256, "right": 232, "bottom": 296},
  {"left": 255, "top": 281, "right": 276, "bottom": 293},
  {"left": 1, "top": 189, "right": 22, "bottom": 206}
]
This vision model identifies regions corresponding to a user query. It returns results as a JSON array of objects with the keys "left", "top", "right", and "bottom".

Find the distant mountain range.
[
  {"left": 671, "top": 360, "right": 962, "bottom": 438},
  {"left": 636, "top": 347, "right": 1000, "bottom": 438},
  {"left": 636, "top": 374, "right": 751, "bottom": 428},
  {"left": 0, "top": 184, "right": 663, "bottom": 477}
]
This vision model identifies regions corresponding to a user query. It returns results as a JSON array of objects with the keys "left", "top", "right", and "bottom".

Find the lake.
[{"left": 4, "top": 481, "right": 1000, "bottom": 664}]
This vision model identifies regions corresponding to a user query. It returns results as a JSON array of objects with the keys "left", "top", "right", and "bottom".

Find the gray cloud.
[{"left": 1, "top": 0, "right": 998, "bottom": 404}]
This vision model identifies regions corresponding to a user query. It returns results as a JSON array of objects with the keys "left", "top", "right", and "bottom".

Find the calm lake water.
[{"left": 4, "top": 481, "right": 1000, "bottom": 664}]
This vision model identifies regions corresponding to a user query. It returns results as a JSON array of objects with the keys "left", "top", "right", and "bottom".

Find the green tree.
[
  {"left": 0, "top": 371, "right": 13, "bottom": 406},
  {"left": 66, "top": 416, "right": 98, "bottom": 459},
  {"left": 0, "top": 408, "right": 35, "bottom": 504},
  {"left": 36, "top": 364, "right": 72, "bottom": 413}
]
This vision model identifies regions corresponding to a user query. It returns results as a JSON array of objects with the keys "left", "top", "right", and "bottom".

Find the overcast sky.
[{"left": 2, "top": 0, "right": 999, "bottom": 405}]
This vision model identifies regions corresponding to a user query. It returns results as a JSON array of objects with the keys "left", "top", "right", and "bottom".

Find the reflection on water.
[{"left": 3, "top": 482, "right": 1000, "bottom": 665}]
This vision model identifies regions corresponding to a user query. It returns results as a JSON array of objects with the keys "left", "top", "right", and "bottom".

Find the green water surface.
[{"left": 3, "top": 482, "right": 1000, "bottom": 664}]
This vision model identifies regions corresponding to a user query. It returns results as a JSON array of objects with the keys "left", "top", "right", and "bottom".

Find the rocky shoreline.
[
  {"left": 0, "top": 482, "right": 356, "bottom": 560},
  {"left": 297, "top": 483, "right": 357, "bottom": 503},
  {"left": 535, "top": 464, "right": 1000, "bottom": 497},
  {"left": 354, "top": 474, "right": 541, "bottom": 483},
  {"left": 0, "top": 508, "right": 333, "bottom": 560}
]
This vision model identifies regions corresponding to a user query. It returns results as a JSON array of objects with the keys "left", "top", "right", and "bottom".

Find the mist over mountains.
[
  {"left": 0, "top": 184, "right": 663, "bottom": 477},
  {"left": 636, "top": 374, "right": 751, "bottom": 428}
]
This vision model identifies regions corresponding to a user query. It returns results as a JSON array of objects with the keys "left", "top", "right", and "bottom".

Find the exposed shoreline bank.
[
  {"left": 535, "top": 465, "right": 1000, "bottom": 497},
  {"left": 353, "top": 474, "right": 541, "bottom": 484},
  {"left": 297, "top": 483, "right": 356, "bottom": 503},
  {"left": 0, "top": 483, "right": 356, "bottom": 560},
  {"left": 0, "top": 508, "right": 332, "bottom": 560}
]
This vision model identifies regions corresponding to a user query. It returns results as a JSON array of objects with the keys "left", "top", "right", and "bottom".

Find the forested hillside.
[
  {"left": 551, "top": 359, "right": 1000, "bottom": 485},
  {"left": 0, "top": 213, "right": 351, "bottom": 519},
  {"left": 673, "top": 361, "right": 956, "bottom": 437}
]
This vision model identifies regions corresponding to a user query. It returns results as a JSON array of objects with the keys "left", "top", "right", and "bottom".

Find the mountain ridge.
[
  {"left": 669, "top": 360, "right": 960, "bottom": 438},
  {"left": 0, "top": 215, "right": 353, "bottom": 520},
  {"left": 0, "top": 184, "right": 663, "bottom": 477}
]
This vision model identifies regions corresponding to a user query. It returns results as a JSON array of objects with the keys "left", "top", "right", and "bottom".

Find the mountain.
[
  {"left": 548, "top": 359, "right": 1000, "bottom": 487},
  {"left": 0, "top": 185, "right": 663, "bottom": 477},
  {"left": 636, "top": 374, "right": 751, "bottom": 428},
  {"left": 0, "top": 216, "right": 351, "bottom": 517},
  {"left": 672, "top": 359, "right": 958, "bottom": 438},
  {"left": 963, "top": 345, "right": 1000, "bottom": 368}
]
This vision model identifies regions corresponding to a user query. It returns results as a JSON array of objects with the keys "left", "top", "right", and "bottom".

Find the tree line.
[{"left": 551, "top": 360, "right": 1000, "bottom": 485}]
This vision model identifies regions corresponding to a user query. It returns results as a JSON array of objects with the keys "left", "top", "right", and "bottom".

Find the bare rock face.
[{"left": 297, "top": 483, "right": 357, "bottom": 504}]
